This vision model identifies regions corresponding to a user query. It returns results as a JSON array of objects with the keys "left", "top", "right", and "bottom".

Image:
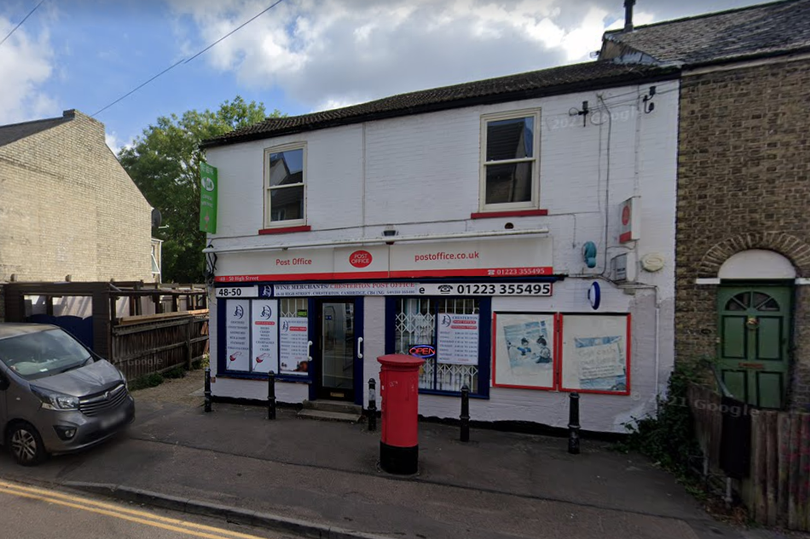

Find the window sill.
[
  {"left": 471, "top": 209, "right": 548, "bottom": 219},
  {"left": 258, "top": 225, "right": 311, "bottom": 235}
]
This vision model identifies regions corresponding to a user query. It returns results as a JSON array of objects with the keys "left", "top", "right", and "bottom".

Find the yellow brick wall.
[{"left": 0, "top": 111, "right": 153, "bottom": 282}]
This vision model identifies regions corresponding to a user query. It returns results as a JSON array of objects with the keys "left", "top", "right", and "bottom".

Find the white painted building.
[{"left": 201, "top": 61, "right": 680, "bottom": 433}]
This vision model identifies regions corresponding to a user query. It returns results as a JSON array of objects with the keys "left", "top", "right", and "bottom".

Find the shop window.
[
  {"left": 479, "top": 109, "right": 540, "bottom": 212},
  {"left": 220, "top": 297, "right": 310, "bottom": 377},
  {"left": 265, "top": 143, "right": 306, "bottom": 228},
  {"left": 392, "top": 297, "right": 487, "bottom": 396}
]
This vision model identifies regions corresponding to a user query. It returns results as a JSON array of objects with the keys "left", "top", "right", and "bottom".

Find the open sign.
[{"left": 409, "top": 344, "right": 436, "bottom": 358}]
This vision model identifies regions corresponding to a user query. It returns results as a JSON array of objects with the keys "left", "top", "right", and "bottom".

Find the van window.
[{"left": 0, "top": 329, "right": 92, "bottom": 380}]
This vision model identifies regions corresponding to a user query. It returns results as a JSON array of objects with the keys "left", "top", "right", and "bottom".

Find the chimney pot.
[{"left": 624, "top": 0, "right": 636, "bottom": 32}]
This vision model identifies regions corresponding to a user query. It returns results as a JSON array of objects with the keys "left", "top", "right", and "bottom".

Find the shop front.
[{"left": 209, "top": 234, "right": 656, "bottom": 433}]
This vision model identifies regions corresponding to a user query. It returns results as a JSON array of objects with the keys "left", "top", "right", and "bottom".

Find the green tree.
[{"left": 119, "top": 97, "right": 282, "bottom": 283}]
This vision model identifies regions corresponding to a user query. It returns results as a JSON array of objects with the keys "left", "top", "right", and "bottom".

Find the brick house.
[
  {"left": 0, "top": 110, "right": 156, "bottom": 319},
  {"left": 600, "top": 0, "right": 810, "bottom": 411}
]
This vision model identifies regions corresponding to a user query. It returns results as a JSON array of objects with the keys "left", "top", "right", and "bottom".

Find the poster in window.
[
  {"left": 225, "top": 299, "right": 251, "bottom": 371},
  {"left": 280, "top": 317, "right": 309, "bottom": 375},
  {"left": 560, "top": 314, "right": 630, "bottom": 395},
  {"left": 493, "top": 313, "right": 556, "bottom": 390},
  {"left": 251, "top": 300, "right": 278, "bottom": 373},
  {"left": 436, "top": 313, "right": 479, "bottom": 365}
]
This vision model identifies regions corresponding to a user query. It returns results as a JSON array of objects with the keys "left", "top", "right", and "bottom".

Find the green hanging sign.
[{"left": 199, "top": 162, "right": 218, "bottom": 234}]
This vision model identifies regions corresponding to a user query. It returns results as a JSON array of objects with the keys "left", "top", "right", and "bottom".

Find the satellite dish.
[{"left": 151, "top": 208, "right": 162, "bottom": 228}]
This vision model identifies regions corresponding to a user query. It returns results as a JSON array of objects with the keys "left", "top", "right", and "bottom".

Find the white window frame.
[
  {"left": 263, "top": 142, "right": 307, "bottom": 228},
  {"left": 479, "top": 108, "right": 541, "bottom": 212}
]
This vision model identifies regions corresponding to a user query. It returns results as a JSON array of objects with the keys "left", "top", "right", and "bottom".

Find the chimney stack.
[{"left": 624, "top": 0, "right": 636, "bottom": 32}]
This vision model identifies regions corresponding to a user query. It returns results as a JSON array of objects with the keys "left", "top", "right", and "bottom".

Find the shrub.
[{"left": 619, "top": 362, "right": 703, "bottom": 478}]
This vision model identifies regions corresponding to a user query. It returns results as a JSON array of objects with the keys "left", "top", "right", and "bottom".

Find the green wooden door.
[{"left": 717, "top": 286, "right": 791, "bottom": 409}]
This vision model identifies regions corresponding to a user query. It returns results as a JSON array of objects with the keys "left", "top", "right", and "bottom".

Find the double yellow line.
[{"left": 0, "top": 479, "right": 270, "bottom": 539}]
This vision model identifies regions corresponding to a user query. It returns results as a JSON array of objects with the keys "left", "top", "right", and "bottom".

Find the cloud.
[
  {"left": 169, "top": 0, "right": 598, "bottom": 111},
  {"left": 105, "top": 131, "right": 134, "bottom": 155},
  {"left": 0, "top": 15, "right": 56, "bottom": 124},
  {"left": 169, "top": 0, "right": 761, "bottom": 113}
]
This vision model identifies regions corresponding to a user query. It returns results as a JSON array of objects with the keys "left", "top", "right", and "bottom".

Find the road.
[{"left": 0, "top": 479, "right": 299, "bottom": 539}]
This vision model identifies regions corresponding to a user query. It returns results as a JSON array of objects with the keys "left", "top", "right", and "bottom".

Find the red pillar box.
[{"left": 377, "top": 354, "right": 425, "bottom": 475}]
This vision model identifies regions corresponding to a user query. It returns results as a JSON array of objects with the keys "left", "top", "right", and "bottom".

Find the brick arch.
[{"left": 698, "top": 232, "right": 810, "bottom": 278}]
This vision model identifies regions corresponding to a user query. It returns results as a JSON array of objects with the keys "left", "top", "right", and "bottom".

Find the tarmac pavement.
[{"left": 0, "top": 393, "right": 787, "bottom": 539}]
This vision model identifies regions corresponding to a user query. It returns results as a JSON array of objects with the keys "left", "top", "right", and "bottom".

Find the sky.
[{"left": 0, "top": 0, "right": 766, "bottom": 153}]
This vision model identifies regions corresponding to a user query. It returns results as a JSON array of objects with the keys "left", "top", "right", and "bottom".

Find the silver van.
[{"left": 0, "top": 323, "right": 134, "bottom": 465}]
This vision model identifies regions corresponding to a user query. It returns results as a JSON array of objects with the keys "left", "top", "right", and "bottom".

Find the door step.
[
  {"left": 297, "top": 409, "right": 363, "bottom": 423},
  {"left": 298, "top": 400, "right": 363, "bottom": 422}
]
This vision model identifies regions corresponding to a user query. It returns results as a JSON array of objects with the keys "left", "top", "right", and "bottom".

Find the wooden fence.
[
  {"left": 747, "top": 409, "right": 810, "bottom": 530},
  {"left": 3, "top": 282, "right": 209, "bottom": 381},
  {"left": 110, "top": 311, "right": 209, "bottom": 380},
  {"left": 688, "top": 383, "right": 723, "bottom": 472},
  {"left": 688, "top": 382, "right": 810, "bottom": 531}
]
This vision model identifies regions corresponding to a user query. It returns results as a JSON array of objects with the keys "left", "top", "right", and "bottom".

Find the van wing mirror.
[{"left": 0, "top": 374, "right": 8, "bottom": 391}]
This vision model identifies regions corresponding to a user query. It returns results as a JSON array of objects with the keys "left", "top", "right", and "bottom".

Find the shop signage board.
[
  {"left": 419, "top": 282, "right": 552, "bottom": 296},
  {"left": 436, "top": 313, "right": 479, "bottom": 365},
  {"left": 279, "top": 317, "right": 309, "bottom": 375},
  {"left": 389, "top": 238, "right": 552, "bottom": 278},
  {"left": 266, "top": 282, "right": 552, "bottom": 297},
  {"left": 274, "top": 282, "right": 421, "bottom": 297},
  {"left": 225, "top": 299, "right": 250, "bottom": 371},
  {"left": 250, "top": 300, "right": 278, "bottom": 373},
  {"left": 619, "top": 197, "right": 640, "bottom": 243},
  {"left": 199, "top": 162, "right": 218, "bottom": 234},
  {"left": 214, "top": 237, "right": 553, "bottom": 282}
]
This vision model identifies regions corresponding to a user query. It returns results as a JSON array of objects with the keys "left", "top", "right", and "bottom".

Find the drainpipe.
[{"left": 624, "top": 0, "right": 636, "bottom": 33}]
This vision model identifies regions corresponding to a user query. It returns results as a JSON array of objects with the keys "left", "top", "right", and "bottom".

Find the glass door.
[{"left": 318, "top": 300, "right": 355, "bottom": 401}]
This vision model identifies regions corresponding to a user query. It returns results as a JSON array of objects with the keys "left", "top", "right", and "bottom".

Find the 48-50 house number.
[{"left": 215, "top": 286, "right": 258, "bottom": 298}]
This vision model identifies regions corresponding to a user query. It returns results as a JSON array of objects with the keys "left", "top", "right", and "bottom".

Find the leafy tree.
[{"left": 119, "top": 97, "right": 282, "bottom": 283}]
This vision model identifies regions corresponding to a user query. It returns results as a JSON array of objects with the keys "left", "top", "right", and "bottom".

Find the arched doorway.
[{"left": 717, "top": 250, "right": 795, "bottom": 409}]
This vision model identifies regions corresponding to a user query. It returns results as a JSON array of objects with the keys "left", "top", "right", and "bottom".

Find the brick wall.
[
  {"left": 676, "top": 58, "right": 810, "bottom": 411},
  {"left": 0, "top": 111, "right": 153, "bottom": 283}
]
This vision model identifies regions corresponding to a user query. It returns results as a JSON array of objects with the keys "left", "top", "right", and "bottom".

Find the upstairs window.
[
  {"left": 265, "top": 143, "right": 306, "bottom": 227},
  {"left": 479, "top": 110, "right": 540, "bottom": 211}
]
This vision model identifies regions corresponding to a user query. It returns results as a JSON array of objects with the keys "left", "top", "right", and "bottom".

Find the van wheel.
[{"left": 6, "top": 422, "right": 47, "bottom": 466}]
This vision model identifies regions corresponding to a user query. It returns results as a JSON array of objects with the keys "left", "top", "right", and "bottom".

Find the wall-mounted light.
[
  {"left": 643, "top": 86, "right": 656, "bottom": 114},
  {"left": 383, "top": 228, "right": 397, "bottom": 245},
  {"left": 569, "top": 100, "right": 590, "bottom": 126},
  {"left": 205, "top": 243, "right": 218, "bottom": 283}
]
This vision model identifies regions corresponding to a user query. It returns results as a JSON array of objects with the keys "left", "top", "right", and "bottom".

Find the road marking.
[{"left": 0, "top": 479, "right": 270, "bottom": 539}]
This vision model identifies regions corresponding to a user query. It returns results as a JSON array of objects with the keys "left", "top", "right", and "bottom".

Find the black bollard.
[
  {"left": 367, "top": 378, "right": 377, "bottom": 432},
  {"left": 268, "top": 371, "right": 276, "bottom": 420},
  {"left": 204, "top": 367, "right": 212, "bottom": 413},
  {"left": 568, "top": 392, "right": 580, "bottom": 454},
  {"left": 460, "top": 384, "right": 470, "bottom": 442}
]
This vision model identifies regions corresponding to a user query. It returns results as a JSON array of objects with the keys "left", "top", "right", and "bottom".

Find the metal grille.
[
  {"left": 79, "top": 384, "right": 129, "bottom": 417},
  {"left": 437, "top": 299, "right": 479, "bottom": 393},
  {"left": 395, "top": 298, "right": 479, "bottom": 394},
  {"left": 280, "top": 298, "right": 308, "bottom": 318}
]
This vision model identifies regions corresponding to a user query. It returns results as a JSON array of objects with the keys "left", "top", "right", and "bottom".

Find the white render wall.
[{"left": 206, "top": 79, "right": 680, "bottom": 433}]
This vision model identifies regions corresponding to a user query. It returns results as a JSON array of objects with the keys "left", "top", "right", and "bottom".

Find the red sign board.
[{"left": 349, "top": 250, "right": 373, "bottom": 268}]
